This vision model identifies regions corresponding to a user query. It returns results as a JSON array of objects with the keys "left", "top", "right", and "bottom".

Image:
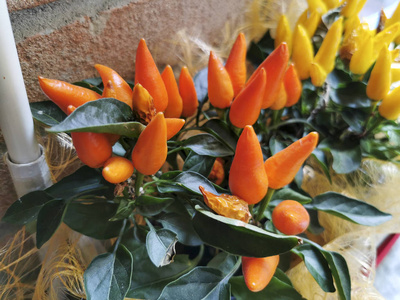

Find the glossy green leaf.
[
  {"left": 146, "top": 224, "right": 178, "bottom": 267},
  {"left": 47, "top": 98, "right": 145, "bottom": 138},
  {"left": 30, "top": 101, "right": 66, "bottom": 126},
  {"left": 73, "top": 77, "right": 103, "bottom": 94},
  {"left": 311, "top": 192, "right": 392, "bottom": 226},
  {"left": 201, "top": 119, "right": 238, "bottom": 151},
  {"left": 207, "top": 252, "right": 238, "bottom": 276},
  {"left": 109, "top": 198, "right": 135, "bottom": 221},
  {"left": 319, "top": 139, "right": 361, "bottom": 174},
  {"left": 271, "top": 188, "right": 312, "bottom": 205},
  {"left": 135, "top": 195, "right": 175, "bottom": 217},
  {"left": 2, "top": 191, "right": 54, "bottom": 225},
  {"left": 326, "top": 69, "right": 352, "bottom": 89},
  {"left": 292, "top": 244, "right": 335, "bottom": 292},
  {"left": 193, "top": 207, "right": 301, "bottom": 257},
  {"left": 230, "top": 275, "right": 304, "bottom": 300},
  {"left": 183, "top": 152, "right": 216, "bottom": 177},
  {"left": 84, "top": 245, "right": 133, "bottom": 300},
  {"left": 64, "top": 201, "right": 124, "bottom": 239},
  {"left": 311, "top": 148, "right": 332, "bottom": 183},
  {"left": 330, "top": 82, "right": 371, "bottom": 108},
  {"left": 36, "top": 199, "right": 66, "bottom": 248},
  {"left": 180, "top": 134, "right": 235, "bottom": 157},
  {"left": 126, "top": 244, "right": 202, "bottom": 299}
]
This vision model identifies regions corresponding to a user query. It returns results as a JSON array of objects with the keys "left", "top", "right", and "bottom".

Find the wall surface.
[{"left": 1, "top": 0, "right": 250, "bottom": 208}]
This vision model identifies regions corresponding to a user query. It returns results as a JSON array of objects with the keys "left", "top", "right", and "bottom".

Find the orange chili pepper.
[
  {"left": 229, "top": 126, "right": 269, "bottom": 205},
  {"left": 179, "top": 66, "right": 198, "bottom": 118},
  {"left": 225, "top": 33, "right": 247, "bottom": 97},
  {"left": 38, "top": 76, "right": 101, "bottom": 114},
  {"left": 208, "top": 51, "right": 234, "bottom": 109},
  {"left": 161, "top": 65, "right": 183, "bottom": 118},
  {"left": 229, "top": 68, "right": 266, "bottom": 128},
  {"left": 199, "top": 186, "right": 251, "bottom": 223},
  {"left": 242, "top": 255, "right": 280, "bottom": 292},
  {"left": 264, "top": 132, "right": 319, "bottom": 189},
  {"left": 131, "top": 83, "right": 156, "bottom": 124},
  {"left": 165, "top": 118, "right": 185, "bottom": 140},
  {"left": 131, "top": 112, "right": 167, "bottom": 175},
  {"left": 66, "top": 105, "right": 112, "bottom": 168},
  {"left": 95, "top": 64, "right": 133, "bottom": 109},
  {"left": 269, "top": 82, "right": 287, "bottom": 111},
  {"left": 134, "top": 39, "right": 168, "bottom": 112},
  {"left": 102, "top": 80, "right": 118, "bottom": 99},
  {"left": 208, "top": 157, "right": 225, "bottom": 185},
  {"left": 284, "top": 64, "right": 302, "bottom": 107},
  {"left": 248, "top": 43, "right": 289, "bottom": 109},
  {"left": 102, "top": 156, "right": 135, "bottom": 184},
  {"left": 272, "top": 200, "right": 310, "bottom": 235}
]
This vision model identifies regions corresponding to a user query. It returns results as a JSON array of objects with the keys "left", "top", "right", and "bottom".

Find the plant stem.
[
  {"left": 362, "top": 115, "right": 384, "bottom": 138},
  {"left": 135, "top": 171, "right": 145, "bottom": 198},
  {"left": 255, "top": 188, "right": 275, "bottom": 222},
  {"left": 215, "top": 108, "right": 226, "bottom": 120},
  {"left": 113, "top": 218, "right": 127, "bottom": 255}
]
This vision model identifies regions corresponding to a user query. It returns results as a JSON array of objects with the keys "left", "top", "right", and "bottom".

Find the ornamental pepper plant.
[{"left": 4, "top": 2, "right": 400, "bottom": 299}]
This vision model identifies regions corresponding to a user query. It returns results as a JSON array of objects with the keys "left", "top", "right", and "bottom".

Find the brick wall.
[{"left": 1, "top": 0, "right": 250, "bottom": 208}]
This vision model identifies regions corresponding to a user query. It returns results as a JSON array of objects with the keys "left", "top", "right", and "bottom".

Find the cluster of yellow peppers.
[{"left": 274, "top": 0, "right": 400, "bottom": 120}]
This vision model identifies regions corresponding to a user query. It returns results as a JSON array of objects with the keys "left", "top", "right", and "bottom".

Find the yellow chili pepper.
[
  {"left": 296, "top": 9, "right": 321, "bottom": 38},
  {"left": 132, "top": 83, "right": 156, "bottom": 124},
  {"left": 373, "top": 23, "right": 400, "bottom": 59},
  {"left": 340, "top": 0, "right": 367, "bottom": 18},
  {"left": 275, "top": 15, "right": 292, "bottom": 54},
  {"left": 378, "top": 85, "right": 400, "bottom": 120},
  {"left": 366, "top": 46, "right": 392, "bottom": 101},
  {"left": 349, "top": 34, "right": 373, "bottom": 75},
  {"left": 314, "top": 17, "right": 343, "bottom": 74},
  {"left": 310, "top": 62, "right": 327, "bottom": 87},
  {"left": 392, "top": 63, "right": 400, "bottom": 84},
  {"left": 322, "top": 0, "right": 340, "bottom": 10},
  {"left": 307, "top": 0, "right": 327, "bottom": 14},
  {"left": 292, "top": 25, "right": 314, "bottom": 80},
  {"left": 340, "top": 21, "right": 370, "bottom": 61},
  {"left": 384, "top": 1, "right": 400, "bottom": 29}
]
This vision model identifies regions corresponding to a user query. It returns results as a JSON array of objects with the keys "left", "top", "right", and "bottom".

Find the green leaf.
[
  {"left": 36, "top": 199, "right": 66, "bottom": 248},
  {"left": 193, "top": 207, "right": 301, "bottom": 257},
  {"left": 126, "top": 244, "right": 202, "bottom": 299},
  {"left": 200, "top": 119, "right": 238, "bottom": 151},
  {"left": 292, "top": 244, "right": 335, "bottom": 292},
  {"left": 84, "top": 245, "right": 133, "bottom": 300},
  {"left": 310, "top": 192, "right": 392, "bottom": 226},
  {"left": 230, "top": 275, "right": 304, "bottom": 300},
  {"left": 146, "top": 224, "right": 178, "bottom": 267},
  {"left": 64, "top": 201, "right": 124, "bottom": 239},
  {"left": 158, "top": 266, "right": 234, "bottom": 300},
  {"left": 180, "top": 133, "right": 235, "bottom": 157},
  {"left": 272, "top": 188, "right": 312, "bottom": 205},
  {"left": 47, "top": 98, "right": 145, "bottom": 138},
  {"left": 311, "top": 149, "right": 332, "bottom": 183},
  {"left": 46, "top": 166, "right": 114, "bottom": 200},
  {"left": 30, "top": 101, "right": 66, "bottom": 126},
  {"left": 156, "top": 171, "right": 219, "bottom": 195},
  {"left": 135, "top": 196, "right": 175, "bottom": 217},
  {"left": 320, "top": 139, "right": 361, "bottom": 174},
  {"left": 326, "top": 69, "right": 352, "bottom": 89},
  {"left": 207, "top": 252, "right": 238, "bottom": 276},
  {"left": 73, "top": 78, "right": 103, "bottom": 94},
  {"left": 330, "top": 82, "right": 371, "bottom": 108},
  {"left": 2, "top": 191, "right": 54, "bottom": 225},
  {"left": 109, "top": 198, "right": 135, "bottom": 221},
  {"left": 183, "top": 152, "right": 216, "bottom": 177}
]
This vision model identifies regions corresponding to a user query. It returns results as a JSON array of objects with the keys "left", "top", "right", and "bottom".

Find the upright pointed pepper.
[
  {"left": 314, "top": 17, "right": 343, "bottom": 74},
  {"left": 264, "top": 132, "right": 319, "bottom": 189},
  {"left": 284, "top": 64, "right": 302, "bottom": 107},
  {"left": 247, "top": 43, "right": 289, "bottom": 109},
  {"left": 225, "top": 33, "right": 247, "bottom": 97},
  {"left": 95, "top": 64, "right": 133, "bottom": 109},
  {"left": 322, "top": 0, "right": 340, "bottom": 10},
  {"left": 275, "top": 15, "right": 292, "bottom": 54},
  {"left": 307, "top": 0, "right": 327, "bottom": 15},
  {"left": 179, "top": 66, "right": 198, "bottom": 117},
  {"left": 131, "top": 83, "right": 156, "bottom": 124},
  {"left": 296, "top": 9, "right": 321, "bottom": 38},
  {"left": 367, "top": 46, "right": 392, "bottom": 101},
  {"left": 135, "top": 39, "right": 168, "bottom": 112},
  {"left": 131, "top": 112, "right": 167, "bottom": 175},
  {"left": 165, "top": 118, "right": 185, "bottom": 140},
  {"left": 292, "top": 25, "right": 314, "bottom": 80},
  {"left": 161, "top": 65, "right": 183, "bottom": 118},
  {"left": 373, "top": 23, "right": 400, "bottom": 59},
  {"left": 102, "top": 80, "right": 118, "bottom": 99},
  {"left": 378, "top": 85, "right": 400, "bottom": 120},
  {"left": 385, "top": 1, "right": 400, "bottom": 44},
  {"left": 208, "top": 51, "right": 234, "bottom": 109},
  {"left": 269, "top": 82, "right": 287, "bottom": 110},
  {"left": 38, "top": 76, "right": 101, "bottom": 114},
  {"left": 340, "top": 0, "right": 367, "bottom": 18},
  {"left": 310, "top": 62, "right": 328, "bottom": 87},
  {"left": 229, "top": 126, "right": 269, "bottom": 205},
  {"left": 349, "top": 34, "right": 374, "bottom": 75},
  {"left": 229, "top": 68, "right": 266, "bottom": 128}
]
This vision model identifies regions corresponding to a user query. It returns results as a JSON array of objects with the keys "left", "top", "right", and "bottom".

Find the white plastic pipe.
[{"left": 0, "top": 0, "right": 52, "bottom": 197}]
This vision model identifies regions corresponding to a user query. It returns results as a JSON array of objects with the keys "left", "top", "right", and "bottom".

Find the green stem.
[
  {"left": 135, "top": 171, "right": 145, "bottom": 198},
  {"left": 255, "top": 188, "right": 275, "bottom": 222},
  {"left": 113, "top": 218, "right": 127, "bottom": 255},
  {"left": 231, "top": 125, "right": 242, "bottom": 137},
  {"left": 362, "top": 115, "right": 384, "bottom": 137},
  {"left": 215, "top": 108, "right": 226, "bottom": 120}
]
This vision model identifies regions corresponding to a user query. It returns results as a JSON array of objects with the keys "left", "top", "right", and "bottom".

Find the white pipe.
[{"left": 0, "top": 0, "right": 52, "bottom": 196}]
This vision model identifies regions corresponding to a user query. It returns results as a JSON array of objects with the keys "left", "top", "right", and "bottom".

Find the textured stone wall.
[{"left": 1, "top": 0, "right": 250, "bottom": 208}]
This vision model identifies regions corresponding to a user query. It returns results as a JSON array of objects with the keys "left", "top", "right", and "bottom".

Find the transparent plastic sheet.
[{"left": 287, "top": 159, "right": 400, "bottom": 299}]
